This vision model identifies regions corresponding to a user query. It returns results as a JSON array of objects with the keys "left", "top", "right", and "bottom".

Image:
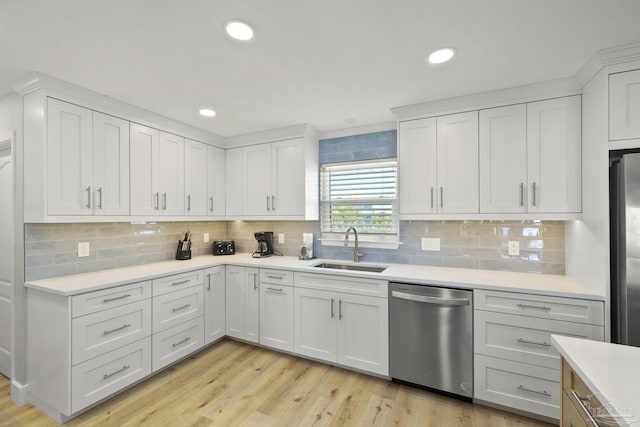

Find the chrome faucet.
[{"left": 344, "top": 226, "right": 363, "bottom": 263}]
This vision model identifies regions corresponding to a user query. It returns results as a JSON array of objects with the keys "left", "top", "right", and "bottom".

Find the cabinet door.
[
  {"left": 245, "top": 267, "right": 260, "bottom": 344},
  {"left": 259, "top": 283, "right": 294, "bottom": 352},
  {"left": 610, "top": 69, "right": 640, "bottom": 141},
  {"left": 293, "top": 287, "right": 337, "bottom": 363},
  {"left": 93, "top": 112, "right": 130, "bottom": 215},
  {"left": 271, "top": 138, "right": 304, "bottom": 216},
  {"left": 225, "top": 265, "right": 245, "bottom": 339},
  {"left": 158, "top": 131, "right": 185, "bottom": 215},
  {"left": 436, "top": 111, "right": 479, "bottom": 213},
  {"left": 242, "top": 143, "right": 271, "bottom": 215},
  {"left": 47, "top": 98, "right": 93, "bottom": 215},
  {"left": 479, "top": 105, "right": 527, "bottom": 213},
  {"left": 398, "top": 118, "right": 438, "bottom": 214},
  {"left": 184, "top": 139, "right": 208, "bottom": 216},
  {"left": 527, "top": 96, "right": 581, "bottom": 213},
  {"left": 204, "top": 266, "right": 226, "bottom": 345},
  {"left": 130, "top": 124, "right": 160, "bottom": 215},
  {"left": 225, "top": 148, "right": 243, "bottom": 216},
  {"left": 337, "top": 293, "right": 388, "bottom": 376},
  {"left": 207, "top": 145, "right": 226, "bottom": 216}
]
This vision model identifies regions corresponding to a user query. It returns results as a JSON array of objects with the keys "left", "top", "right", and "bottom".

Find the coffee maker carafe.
[{"left": 252, "top": 231, "right": 274, "bottom": 258}]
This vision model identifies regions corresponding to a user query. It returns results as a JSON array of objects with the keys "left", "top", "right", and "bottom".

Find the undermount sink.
[{"left": 312, "top": 262, "right": 388, "bottom": 273}]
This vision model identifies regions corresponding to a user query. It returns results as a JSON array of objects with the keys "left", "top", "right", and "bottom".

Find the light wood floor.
[{"left": 0, "top": 339, "right": 555, "bottom": 427}]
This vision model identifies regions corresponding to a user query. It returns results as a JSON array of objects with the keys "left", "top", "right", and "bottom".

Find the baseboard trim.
[{"left": 10, "top": 380, "right": 29, "bottom": 406}]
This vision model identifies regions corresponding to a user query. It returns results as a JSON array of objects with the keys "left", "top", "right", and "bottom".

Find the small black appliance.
[
  {"left": 213, "top": 240, "right": 235, "bottom": 255},
  {"left": 252, "top": 231, "right": 273, "bottom": 258}
]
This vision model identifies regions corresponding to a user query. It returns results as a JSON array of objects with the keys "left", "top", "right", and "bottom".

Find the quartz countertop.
[
  {"left": 552, "top": 335, "right": 640, "bottom": 427},
  {"left": 25, "top": 253, "right": 604, "bottom": 300}
]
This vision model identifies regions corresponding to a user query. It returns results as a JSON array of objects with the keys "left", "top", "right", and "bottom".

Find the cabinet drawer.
[
  {"left": 474, "top": 311, "right": 604, "bottom": 369},
  {"left": 561, "top": 358, "right": 612, "bottom": 425},
  {"left": 152, "top": 270, "right": 204, "bottom": 296},
  {"left": 294, "top": 272, "right": 388, "bottom": 297},
  {"left": 474, "top": 290, "right": 604, "bottom": 325},
  {"left": 474, "top": 354, "right": 560, "bottom": 420},
  {"left": 260, "top": 269, "right": 293, "bottom": 287},
  {"left": 153, "top": 286, "right": 204, "bottom": 332},
  {"left": 71, "top": 337, "right": 151, "bottom": 413},
  {"left": 72, "top": 281, "right": 151, "bottom": 317},
  {"left": 152, "top": 316, "right": 204, "bottom": 372},
  {"left": 72, "top": 299, "right": 152, "bottom": 365}
]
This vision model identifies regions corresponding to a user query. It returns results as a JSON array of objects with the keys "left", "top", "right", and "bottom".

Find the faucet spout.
[{"left": 344, "top": 226, "right": 363, "bottom": 263}]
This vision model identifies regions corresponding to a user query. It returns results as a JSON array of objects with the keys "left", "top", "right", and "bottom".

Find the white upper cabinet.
[
  {"left": 526, "top": 96, "right": 581, "bottom": 213},
  {"left": 479, "top": 104, "right": 527, "bottom": 213},
  {"left": 271, "top": 138, "right": 305, "bottom": 216},
  {"left": 158, "top": 132, "right": 184, "bottom": 216},
  {"left": 184, "top": 139, "right": 208, "bottom": 216},
  {"left": 610, "top": 69, "right": 640, "bottom": 141},
  {"left": 47, "top": 99, "right": 130, "bottom": 217},
  {"left": 225, "top": 148, "right": 243, "bottom": 216},
  {"left": 242, "top": 143, "right": 272, "bottom": 216},
  {"left": 207, "top": 145, "right": 226, "bottom": 217}
]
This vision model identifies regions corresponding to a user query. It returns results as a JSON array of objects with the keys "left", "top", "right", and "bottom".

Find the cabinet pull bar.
[
  {"left": 519, "top": 183, "right": 524, "bottom": 207},
  {"left": 86, "top": 186, "right": 92, "bottom": 209},
  {"left": 571, "top": 391, "right": 599, "bottom": 427},
  {"left": 154, "top": 192, "right": 160, "bottom": 210},
  {"left": 516, "top": 303, "right": 551, "bottom": 311},
  {"left": 339, "top": 299, "right": 343, "bottom": 320},
  {"left": 267, "top": 287, "right": 283, "bottom": 292},
  {"left": 103, "top": 323, "right": 131, "bottom": 335},
  {"left": 103, "top": 365, "right": 130, "bottom": 380},
  {"left": 517, "top": 385, "right": 551, "bottom": 397},
  {"left": 430, "top": 187, "right": 434, "bottom": 209},
  {"left": 103, "top": 294, "right": 132, "bottom": 303},
  {"left": 272, "top": 195, "right": 276, "bottom": 211},
  {"left": 266, "top": 195, "right": 270, "bottom": 211},
  {"left": 253, "top": 273, "right": 258, "bottom": 290},
  {"left": 517, "top": 338, "right": 551, "bottom": 347},
  {"left": 206, "top": 273, "right": 211, "bottom": 291},
  {"left": 97, "top": 187, "right": 103, "bottom": 209},
  {"left": 172, "top": 303, "right": 191, "bottom": 312},
  {"left": 187, "top": 195, "right": 191, "bottom": 211},
  {"left": 172, "top": 280, "right": 190, "bottom": 286},
  {"left": 172, "top": 337, "right": 191, "bottom": 348},
  {"left": 532, "top": 182, "right": 537, "bottom": 207},
  {"left": 330, "top": 298, "right": 335, "bottom": 319},
  {"left": 162, "top": 193, "right": 167, "bottom": 211},
  {"left": 266, "top": 275, "right": 283, "bottom": 280},
  {"left": 209, "top": 196, "right": 214, "bottom": 212},
  {"left": 440, "top": 187, "right": 444, "bottom": 209}
]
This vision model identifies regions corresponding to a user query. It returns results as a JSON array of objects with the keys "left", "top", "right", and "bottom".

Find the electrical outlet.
[
  {"left": 278, "top": 233, "right": 285, "bottom": 244},
  {"left": 204, "top": 232, "right": 210, "bottom": 243},
  {"left": 78, "top": 242, "right": 90, "bottom": 258},
  {"left": 421, "top": 237, "right": 441, "bottom": 251},
  {"left": 508, "top": 240, "right": 520, "bottom": 256}
]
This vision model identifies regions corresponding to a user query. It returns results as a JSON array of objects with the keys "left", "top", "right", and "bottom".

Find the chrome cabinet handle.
[
  {"left": 391, "top": 291, "right": 470, "bottom": 306},
  {"left": 430, "top": 187, "right": 434, "bottom": 209},
  {"left": 171, "top": 279, "right": 190, "bottom": 286},
  {"left": 517, "top": 385, "right": 551, "bottom": 397},
  {"left": 266, "top": 275, "right": 283, "bottom": 280},
  {"left": 97, "top": 187, "right": 103, "bottom": 209},
  {"left": 330, "top": 298, "right": 335, "bottom": 319},
  {"left": 517, "top": 338, "right": 551, "bottom": 347},
  {"left": 531, "top": 182, "right": 537, "bottom": 207},
  {"left": 172, "top": 303, "right": 191, "bottom": 312},
  {"left": 253, "top": 273, "right": 258, "bottom": 290},
  {"left": 209, "top": 196, "right": 214, "bottom": 212},
  {"left": 187, "top": 195, "right": 191, "bottom": 211},
  {"left": 519, "top": 183, "right": 524, "bottom": 207},
  {"left": 162, "top": 193, "right": 167, "bottom": 211},
  {"left": 266, "top": 195, "right": 270, "bottom": 211},
  {"left": 172, "top": 337, "right": 191, "bottom": 348},
  {"left": 440, "top": 187, "right": 444, "bottom": 209},
  {"left": 154, "top": 192, "right": 159, "bottom": 210},
  {"left": 206, "top": 273, "right": 211, "bottom": 291},
  {"left": 571, "top": 391, "right": 599, "bottom": 427},
  {"left": 516, "top": 303, "right": 551, "bottom": 311},
  {"left": 267, "top": 287, "right": 283, "bottom": 292},
  {"left": 86, "top": 186, "right": 92, "bottom": 208},
  {"left": 103, "top": 323, "right": 131, "bottom": 335},
  {"left": 103, "top": 365, "right": 130, "bottom": 380},
  {"left": 339, "top": 300, "right": 343, "bottom": 320},
  {"left": 272, "top": 195, "right": 276, "bottom": 211},
  {"left": 103, "top": 293, "right": 131, "bottom": 303}
]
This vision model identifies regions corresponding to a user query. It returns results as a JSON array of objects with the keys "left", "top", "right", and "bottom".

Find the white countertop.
[
  {"left": 25, "top": 253, "right": 604, "bottom": 300},
  {"left": 552, "top": 335, "right": 640, "bottom": 427}
]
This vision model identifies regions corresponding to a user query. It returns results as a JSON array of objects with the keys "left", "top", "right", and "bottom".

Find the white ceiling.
[{"left": 2, "top": 1, "right": 640, "bottom": 138}]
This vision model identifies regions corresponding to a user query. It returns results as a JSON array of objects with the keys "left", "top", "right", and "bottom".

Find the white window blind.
[{"left": 320, "top": 159, "right": 398, "bottom": 234}]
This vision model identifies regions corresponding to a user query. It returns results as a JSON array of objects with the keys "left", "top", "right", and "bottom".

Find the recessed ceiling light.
[
  {"left": 199, "top": 109, "right": 216, "bottom": 117},
  {"left": 224, "top": 20, "right": 254, "bottom": 41},
  {"left": 428, "top": 47, "right": 456, "bottom": 64}
]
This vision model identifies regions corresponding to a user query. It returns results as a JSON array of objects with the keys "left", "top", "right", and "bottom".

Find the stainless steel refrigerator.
[{"left": 610, "top": 152, "right": 640, "bottom": 346}]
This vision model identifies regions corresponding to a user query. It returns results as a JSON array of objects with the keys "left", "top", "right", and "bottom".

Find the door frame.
[{"left": 0, "top": 134, "right": 14, "bottom": 379}]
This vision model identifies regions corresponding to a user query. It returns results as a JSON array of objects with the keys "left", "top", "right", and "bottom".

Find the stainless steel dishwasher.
[{"left": 389, "top": 282, "right": 473, "bottom": 399}]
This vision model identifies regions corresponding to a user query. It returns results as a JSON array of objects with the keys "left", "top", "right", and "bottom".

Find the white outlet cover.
[
  {"left": 421, "top": 237, "right": 440, "bottom": 251},
  {"left": 78, "top": 242, "right": 90, "bottom": 257},
  {"left": 204, "top": 232, "right": 210, "bottom": 243},
  {"left": 508, "top": 240, "right": 520, "bottom": 256},
  {"left": 278, "top": 233, "right": 285, "bottom": 244}
]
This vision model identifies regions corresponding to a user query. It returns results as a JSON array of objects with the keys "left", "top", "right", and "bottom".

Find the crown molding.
[
  {"left": 225, "top": 123, "right": 319, "bottom": 148},
  {"left": 319, "top": 121, "right": 396, "bottom": 140},
  {"left": 576, "top": 41, "right": 640, "bottom": 87}
]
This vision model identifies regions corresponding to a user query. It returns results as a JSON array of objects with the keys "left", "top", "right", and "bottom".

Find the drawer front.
[
  {"left": 153, "top": 286, "right": 204, "bottom": 332},
  {"left": 294, "top": 272, "right": 388, "bottom": 297},
  {"left": 72, "top": 281, "right": 152, "bottom": 317},
  {"left": 260, "top": 269, "right": 293, "bottom": 287},
  {"left": 152, "top": 270, "right": 204, "bottom": 296},
  {"left": 561, "top": 358, "right": 612, "bottom": 425},
  {"left": 72, "top": 299, "right": 152, "bottom": 365},
  {"left": 71, "top": 337, "right": 151, "bottom": 413},
  {"left": 152, "top": 316, "right": 204, "bottom": 372},
  {"left": 474, "top": 354, "right": 560, "bottom": 420},
  {"left": 474, "top": 290, "right": 604, "bottom": 325},
  {"left": 474, "top": 311, "right": 604, "bottom": 369}
]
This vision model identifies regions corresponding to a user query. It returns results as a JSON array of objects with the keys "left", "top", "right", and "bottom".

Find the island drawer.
[
  {"left": 72, "top": 281, "right": 151, "bottom": 317},
  {"left": 152, "top": 269, "right": 204, "bottom": 296}
]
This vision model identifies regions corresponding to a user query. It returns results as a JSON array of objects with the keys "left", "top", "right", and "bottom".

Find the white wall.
[{"left": 0, "top": 140, "right": 12, "bottom": 377}]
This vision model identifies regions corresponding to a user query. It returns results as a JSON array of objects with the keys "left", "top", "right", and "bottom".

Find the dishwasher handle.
[{"left": 391, "top": 290, "right": 470, "bottom": 306}]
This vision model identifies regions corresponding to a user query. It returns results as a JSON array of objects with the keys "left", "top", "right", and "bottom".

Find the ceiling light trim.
[
  {"left": 428, "top": 47, "right": 456, "bottom": 65},
  {"left": 224, "top": 19, "right": 255, "bottom": 41}
]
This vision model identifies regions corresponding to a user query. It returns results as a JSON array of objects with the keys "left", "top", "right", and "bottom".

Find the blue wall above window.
[{"left": 319, "top": 130, "right": 397, "bottom": 164}]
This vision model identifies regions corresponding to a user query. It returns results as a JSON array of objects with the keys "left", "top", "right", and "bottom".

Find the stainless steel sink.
[{"left": 312, "top": 262, "right": 388, "bottom": 273}]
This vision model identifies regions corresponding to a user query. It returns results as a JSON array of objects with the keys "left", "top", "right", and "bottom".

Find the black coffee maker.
[{"left": 252, "top": 231, "right": 274, "bottom": 258}]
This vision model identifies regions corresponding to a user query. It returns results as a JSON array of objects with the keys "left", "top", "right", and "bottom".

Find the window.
[{"left": 320, "top": 159, "right": 399, "bottom": 247}]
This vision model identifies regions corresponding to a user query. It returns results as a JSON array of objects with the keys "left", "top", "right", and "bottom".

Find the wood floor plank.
[{"left": 0, "top": 339, "right": 555, "bottom": 427}]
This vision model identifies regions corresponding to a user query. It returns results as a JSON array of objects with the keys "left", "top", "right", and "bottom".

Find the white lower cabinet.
[
  {"left": 259, "top": 270, "right": 294, "bottom": 352},
  {"left": 152, "top": 317, "right": 204, "bottom": 371},
  {"left": 204, "top": 266, "right": 226, "bottom": 344},
  {"left": 152, "top": 285, "right": 204, "bottom": 332},
  {"left": 225, "top": 265, "right": 259, "bottom": 343}
]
